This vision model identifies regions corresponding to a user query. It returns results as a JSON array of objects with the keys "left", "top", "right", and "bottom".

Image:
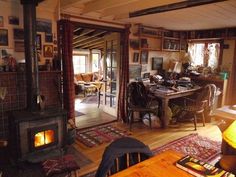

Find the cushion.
[
  {"left": 81, "top": 73, "right": 93, "bottom": 82},
  {"left": 42, "top": 154, "right": 79, "bottom": 176},
  {"left": 75, "top": 74, "right": 83, "bottom": 81}
]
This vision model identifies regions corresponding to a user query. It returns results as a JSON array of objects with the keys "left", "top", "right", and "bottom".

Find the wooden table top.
[{"left": 111, "top": 150, "right": 194, "bottom": 177}]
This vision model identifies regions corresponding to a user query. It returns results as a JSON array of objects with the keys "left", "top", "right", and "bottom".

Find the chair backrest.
[
  {"left": 95, "top": 137, "right": 153, "bottom": 177},
  {"left": 127, "top": 82, "right": 148, "bottom": 108}
]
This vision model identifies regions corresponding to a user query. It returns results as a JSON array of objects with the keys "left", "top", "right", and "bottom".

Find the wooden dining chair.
[
  {"left": 95, "top": 137, "right": 153, "bottom": 177},
  {"left": 127, "top": 82, "right": 159, "bottom": 130}
]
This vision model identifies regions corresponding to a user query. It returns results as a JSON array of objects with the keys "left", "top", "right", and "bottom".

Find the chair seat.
[{"left": 219, "top": 155, "right": 236, "bottom": 174}]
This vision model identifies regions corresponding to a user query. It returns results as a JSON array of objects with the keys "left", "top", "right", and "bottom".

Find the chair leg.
[
  {"left": 148, "top": 113, "right": 152, "bottom": 129},
  {"left": 194, "top": 114, "right": 197, "bottom": 131},
  {"left": 97, "top": 91, "right": 100, "bottom": 108},
  {"left": 129, "top": 111, "right": 133, "bottom": 131},
  {"left": 202, "top": 112, "right": 205, "bottom": 127}
]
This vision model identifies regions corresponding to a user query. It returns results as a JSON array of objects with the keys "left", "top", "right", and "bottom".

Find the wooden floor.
[
  {"left": 74, "top": 120, "right": 222, "bottom": 176},
  {"left": 75, "top": 96, "right": 116, "bottom": 129}
]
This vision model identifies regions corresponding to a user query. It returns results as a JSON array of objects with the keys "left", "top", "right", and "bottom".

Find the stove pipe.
[{"left": 20, "top": 0, "right": 40, "bottom": 111}]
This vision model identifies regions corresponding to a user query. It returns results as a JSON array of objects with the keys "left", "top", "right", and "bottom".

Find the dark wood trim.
[{"left": 61, "top": 13, "right": 125, "bottom": 32}]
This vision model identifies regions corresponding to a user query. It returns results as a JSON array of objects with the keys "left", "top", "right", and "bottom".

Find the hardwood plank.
[{"left": 76, "top": 121, "right": 222, "bottom": 176}]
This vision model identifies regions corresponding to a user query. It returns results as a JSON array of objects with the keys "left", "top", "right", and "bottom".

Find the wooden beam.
[
  {"left": 82, "top": 0, "right": 139, "bottom": 14},
  {"left": 73, "top": 27, "right": 82, "bottom": 33},
  {"left": 75, "top": 40, "right": 104, "bottom": 48},
  {"left": 73, "top": 37, "right": 104, "bottom": 48},
  {"left": 73, "top": 31, "right": 107, "bottom": 45},
  {"left": 101, "top": 0, "right": 183, "bottom": 18},
  {"left": 129, "top": 0, "right": 226, "bottom": 18},
  {"left": 73, "top": 29, "right": 95, "bottom": 40}
]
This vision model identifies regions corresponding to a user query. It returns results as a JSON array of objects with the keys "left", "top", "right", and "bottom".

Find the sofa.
[{"left": 74, "top": 72, "right": 102, "bottom": 95}]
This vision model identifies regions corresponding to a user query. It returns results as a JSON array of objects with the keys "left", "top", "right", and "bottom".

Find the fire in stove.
[
  {"left": 34, "top": 129, "right": 55, "bottom": 147},
  {"left": 29, "top": 123, "right": 58, "bottom": 152}
]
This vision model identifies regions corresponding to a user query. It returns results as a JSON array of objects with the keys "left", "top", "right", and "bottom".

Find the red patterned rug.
[
  {"left": 152, "top": 133, "right": 221, "bottom": 162},
  {"left": 76, "top": 124, "right": 131, "bottom": 147}
]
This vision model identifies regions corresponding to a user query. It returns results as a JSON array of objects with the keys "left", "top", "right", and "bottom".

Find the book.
[{"left": 176, "top": 155, "right": 235, "bottom": 177}]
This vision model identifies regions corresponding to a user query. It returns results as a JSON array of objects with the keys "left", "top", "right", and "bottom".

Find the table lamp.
[{"left": 223, "top": 120, "right": 236, "bottom": 149}]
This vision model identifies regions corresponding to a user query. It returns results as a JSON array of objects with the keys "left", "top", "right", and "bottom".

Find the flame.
[{"left": 34, "top": 130, "right": 54, "bottom": 147}]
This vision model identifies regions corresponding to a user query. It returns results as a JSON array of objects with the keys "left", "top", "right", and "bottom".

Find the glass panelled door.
[{"left": 102, "top": 33, "right": 120, "bottom": 116}]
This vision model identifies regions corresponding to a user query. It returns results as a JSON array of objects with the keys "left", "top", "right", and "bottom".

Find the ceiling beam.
[
  {"left": 80, "top": 40, "right": 104, "bottom": 47},
  {"left": 101, "top": 0, "right": 183, "bottom": 18},
  {"left": 73, "top": 31, "right": 107, "bottom": 45},
  {"left": 82, "top": 0, "right": 139, "bottom": 14},
  {"left": 129, "top": 0, "right": 226, "bottom": 18},
  {"left": 73, "top": 29, "right": 95, "bottom": 40},
  {"left": 73, "top": 37, "right": 104, "bottom": 48}
]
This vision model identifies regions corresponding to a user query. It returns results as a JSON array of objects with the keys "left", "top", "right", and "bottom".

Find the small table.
[
  {"left": 150, "top": 86, "right": 201, "bottom": 128},
  {"left": 111, "top": 150, "right": 194, "bottom": 177},
  {"left": 84, "top": 84, "right": 97, "bottom": 97}
]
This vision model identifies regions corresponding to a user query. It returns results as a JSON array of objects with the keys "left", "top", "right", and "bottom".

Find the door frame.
[{"left": 70, "top": 20, "right": 127, "bottom": 119}]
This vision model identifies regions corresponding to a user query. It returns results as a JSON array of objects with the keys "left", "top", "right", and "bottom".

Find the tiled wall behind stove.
[{"left": 0, "top": 71, "right": 62, "bottom": 139}]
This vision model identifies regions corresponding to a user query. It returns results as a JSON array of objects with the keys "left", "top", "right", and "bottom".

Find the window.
[
  {"left": 73, "top": 55, "right": 87, "bottom": 74},
  {"left": 92, "top": 53, "right": 99, "bottom": 72},
  {"left": 188, "top": 42, "right": 220, "bottom": 69}
]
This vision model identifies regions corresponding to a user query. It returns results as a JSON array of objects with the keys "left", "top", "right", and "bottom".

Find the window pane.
[{"left": 73, "top": 55, "right": 86, "bottom": 74}]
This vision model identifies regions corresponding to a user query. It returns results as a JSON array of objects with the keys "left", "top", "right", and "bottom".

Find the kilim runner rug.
[
  {"left": 152, "top": 133, "right": 221, "bottom": 162},
  {"left": 76, "top": 124, "right": 131, "bottom": 147}
]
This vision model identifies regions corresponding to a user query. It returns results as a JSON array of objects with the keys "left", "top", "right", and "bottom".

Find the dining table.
[
  {"left": 111, "top": 150, "right": 194, "bottom": 177},
  {"left": 149, "top": 84, "right": 201, "bottom": 128}
]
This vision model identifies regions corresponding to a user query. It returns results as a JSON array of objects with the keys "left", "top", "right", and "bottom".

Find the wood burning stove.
[{"left": 9, "top": 109, "right": 67, "bottom": 161}]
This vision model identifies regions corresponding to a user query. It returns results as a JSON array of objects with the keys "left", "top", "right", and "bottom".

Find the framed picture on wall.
[
  {"left": 8, "top": 16, "right": 19, "bottom": 25},
  {"left": 152, "top": 57, "right": 163, "bottom": 70},
  {"left": 43, "top": 45, "right": 53, "bottom": 57},
  {"left": 13, "top": 28, "right": 24, "bottom": 40},
  {"left": 140, "top": 50, "right": 148, "bottom": 64},
  {"left": 0, "top": 29, "right": 8, "bottom": 46},
  {"left": 0, "top": 16, "right": 4, "bottom": 27},
  {"left": 36, "top": 34, "right": 42, "bottom": 50},
  {"left": 36, "top": 18, "right": 52, "bottom": 33},
  {"left": 133, "top": 52, "right": 139, "bottom": 63},
  {"left": 14, "top": 41, "right": 24, "bottom": 52},
  {"left": 45, "top": 33, "right": 53, "bottom": 43}
]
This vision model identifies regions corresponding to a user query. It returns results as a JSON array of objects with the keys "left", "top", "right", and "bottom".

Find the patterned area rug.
[
  {"left": 76, "top": 124, "right": 131, "bottom": 147},
  {"left": 81, "top": 95, "right": 98, "bottom": 104},
  {"left": 152, "top": 133, "right": 221, "bottom": 162}
]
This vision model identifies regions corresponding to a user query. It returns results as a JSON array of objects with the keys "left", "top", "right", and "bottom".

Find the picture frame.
[
  {"left": 36, "top": 18, "right": 52, "bottom": 33},
  {"left": 13, "top": 28, "right": 24, "bottom": 40},
  {"left": 129, "top": 64, "right": 142, "bottom": 79},
  {"left": 45, "top": 33, "right": 53, "bottom": 43},
  {"left": 152, "top": 57, "right": 163, "bottom": 70},
  {"left": 140, "top": 50, "right": 148, "bottom": 64},
  {"left": 8, "top": 16, "right": 19, "bottom": 25},
  {"left": 0, "top": 16, "right": 3, "bottom": 27},
  {"left": 43, "top": 45, "right": 53, "bottom": 57},
  {"left": 14, "top": 41, "right": 24, "bottom": 52},
  {"left": 133, "top": 52, "right": 139, "bottom": 63},
  {"left": 0, "top": 29, "right": 8, "bottom": 46},
  {"left": 36, "top": 34, "right": 42, "bottom": 50}
]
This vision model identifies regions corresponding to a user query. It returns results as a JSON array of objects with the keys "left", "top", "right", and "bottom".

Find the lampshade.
[{"left": 223, "top": 120, "right": 236, "bottom": 149}]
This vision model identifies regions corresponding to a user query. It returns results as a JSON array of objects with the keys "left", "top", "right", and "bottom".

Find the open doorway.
[{"left": 72, "top": 23, "right": 121, "bottom": 129}]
